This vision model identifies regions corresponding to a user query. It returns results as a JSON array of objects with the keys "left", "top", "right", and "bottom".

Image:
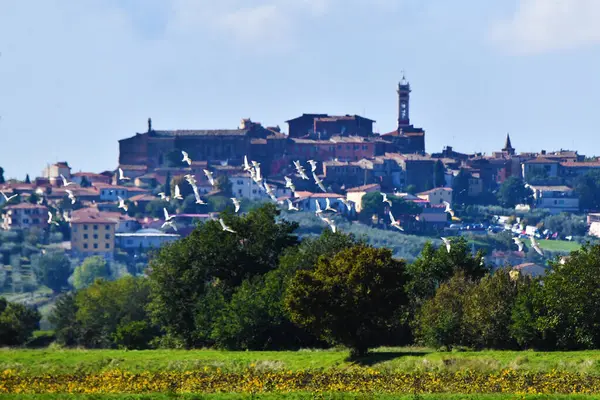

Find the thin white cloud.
[{"left": 490, "top": 0, "right": 600, "bottom": 54}]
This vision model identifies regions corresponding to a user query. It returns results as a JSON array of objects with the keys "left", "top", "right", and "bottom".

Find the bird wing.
[
  {"left": 315, "top": 200, "right": 322, "bottom": 212},
  {"left": 47, "top": 211, "right": 52, "bottom": 223},
  {"left": 389, "top": 211, "right": 395, "bottom": 223},
  {"left": 325, "top": 198, "right": 331, "bottom": 208},
  {"left": 163, "top": 208, "right": 170, "bottom": 220},
  {"left": 175, "top": 185, "right": 181, "bottom": 197}
]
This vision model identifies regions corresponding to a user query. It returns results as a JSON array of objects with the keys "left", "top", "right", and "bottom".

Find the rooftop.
[
  {"left": 151, "top": 129, "right": 249, "bottom": 137},
  {"left": 527, "top": 185, "right": 573, "bottom": 192},
  {"left": 4, "top": 203, "right": 48, "bottom": 210},
  {"left": 346, "top": 183, "right": 381, "bottom": 193},
  {"left": 524, "top": 158, "right": 560, "bottom": 164}
]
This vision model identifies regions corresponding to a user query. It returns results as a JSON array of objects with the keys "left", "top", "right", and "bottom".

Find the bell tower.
[{"left": 397, "top": 74, "right": 411, "bottom": 129}]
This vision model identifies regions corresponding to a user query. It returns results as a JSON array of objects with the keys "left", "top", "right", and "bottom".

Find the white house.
[
  {"left": 295, "top": 192, "right": 353, "bottom": 215},
  {"left": 230, "top": 174, "right": 292, "bottom": 201},
  {"left": 526, "top": 184, "right": 579, "bottom": 214},
  {"left": 115, "top": 228, "right": 179, "bottom": 250},
  {"left": 93, "top": 183, "right": 149, "bottom": 202}
]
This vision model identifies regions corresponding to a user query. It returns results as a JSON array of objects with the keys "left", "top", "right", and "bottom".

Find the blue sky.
[{"left": 1, "top": 0, "right": 600, "bottom": 178}]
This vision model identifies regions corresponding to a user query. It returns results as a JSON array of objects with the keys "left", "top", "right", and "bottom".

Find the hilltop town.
[{"left": 0, "top": 77, "right": 599, "bottom": 298}]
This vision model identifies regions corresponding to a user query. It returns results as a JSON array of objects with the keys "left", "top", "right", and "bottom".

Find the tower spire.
[
  {"left": 503, "top": 133, "right": 515, "bottom": 155},
  {"left": 397, "top": 75, "right": 411, "bottom": 130}
]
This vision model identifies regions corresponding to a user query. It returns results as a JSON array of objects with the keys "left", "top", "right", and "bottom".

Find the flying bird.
[
  {"left": 443, "top": 201, "right": 455, "bottom": 218},
  {"left": 118, "top": 168, "right": 130, "bottom": 181},
  {"left": 158, "top": 192, "right": 170, "bottom": 202},
  {"left": 286, "top": 198, "right": 299, "bottom": 211},
  {"left": 313, "top": 172, "right": 326, "bottom": 193},
  {"left": 513, "top": 237, "right": 524, "bottom": 252},
  {"left": 161, "top": 220, "right": 177, "bottom": 232},
  {"left": 315, "top": 200, "right": 323, "bottom": 215},
  {"left": 382, "top": 193, "right": 392, "bottom": 207},
  {"left": 441, "top": 237, "right": 452, "bottom": 253},
  {"left": 181, "top": 150, "right": 192, "bottom": 165},
  {"left": 62, "top": 211, "right": 71, "bottom": 222},
  {"left": 340, "top": 198, "right": 353, "bottom": 212},
  {"left": 192, "top": 186, "right": 206, "bottom": 205},
  {"left": 65, "top": 189, "right": 76, "bottom": 204},
  {"left": 1, "top": 191, "right": 17, "bottom": 202},
  {"left": 307, "top": 160, "right": 318, "bottom": 172},
  {"left": 389, "top": 211, "right": 404, "bottom": 231},
  {"left": 231, "top": 198, "right": 241, "bottom": 213},
  {"left": 184, "top": 174, "right": 197, "bottom": 186},
  {"left": 173, "top": 184, "right": 183, "bottom": 200},
  {"left": 325, "top": 197, "right": 337, "bottom": 213},
  {"left": 319, "top": 215, "right": 337, "bottom": 233},
  {"left": 163, "top": 207, "right": 174, "bottom": 222},
  {"left": 530, "top": 236, "right": 544, "bottom": 256},
  {"left": 60, "top": 174, "right": 75, "bottom": 187},
  {"left": 203, "top": 169, "right": 215, "bottom": 186},
  {"left": 219, "top": 218, "right": 236, "bottom": 233},
  {"left": 293, "top": 160, "right": 309, "bottom": 180},
  {"left": 48, "top": 211, "right": 59, "bottom": 226},
  {"left": 284, "top": 176, "right": 296, "bottom": 192},
  {"left": 243, "top": 155, "right": 253, "bottom": 172},
  {"left": 117, "top": 196, "right": 128, "bottom": 212}
]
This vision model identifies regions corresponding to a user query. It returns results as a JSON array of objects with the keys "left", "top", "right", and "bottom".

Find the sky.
[{"left": 2, "top": 0, "right": 600, "bottom": 178}]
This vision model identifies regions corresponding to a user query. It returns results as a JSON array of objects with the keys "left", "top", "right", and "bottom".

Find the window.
[
  {"left": 238, "top": 189, "right": 242, "bottom": 195},
  {"left": 93, "top": 225, "right": 98, "bottom": 230},
  {"left": 84, "top": 243, "right": 88, "bottom": 249},
  {"left": 23, "top": 218, "right": 29, "bottom": 223},
  {"left": 33, "top": 218, "right": 39, "bottom": 223},
  {"left": 73, "top": 226, "right": 78, "bottom": 233},
  {"left": 237, "top": 180, "right": 243, "bottom": 185},
  {"left": 84, "top": 234, "right": 88, "bottom": 239},
  {"left": 105, "top": 225, "right": 110, "bottom": 230},
  {"left": 93, "top": 234, "right": 98, "bottom": 239},
  {"left": 93, "top": 243, "right": 98, "bottom": 249},
  {"left": 105, "top": 234, "right": 110, "bottom": 239},
  {"left": 84, "top": 224, "right": 88, "bottom": 230},
  {"left": 126, "top": 239, "right": 133, "bottom": 245},
  {"left": 105, "top": 243, "right": 110, "bottom": 249}
]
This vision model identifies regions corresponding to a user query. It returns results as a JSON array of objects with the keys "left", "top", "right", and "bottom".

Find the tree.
[
  {"left": 359, "top": 191, "right": 422, "bottom": 225},
  {"left": 414, "top": 272, "right": 473, "bottom": 349},
  {"left": 0, "top": 167, "right": 4, "bottom": 184},
  {"left": 163, "top": 172, "right": 172, "bottom": 197},
  {"left": 405, "top": 237, "right": 488, "bottom": 311},
  {"left": 285, "top": 245, "right": 409, "bottom": 357},
  {"left": 24, "top": 174, "right": 31, "bottom": 184},
  {"left": 462, "top": 268, "right": 529, "bottom": 350},
  {"left": 33, "top": 250, "right": 72, "bottom": 292},
  {"left": 80, "top": 176, "right": 91, "bottom": 188},
  {"left": 72, "top": 256, "right": 110, "bottom": 290},
  {"left": 215, "top": 175, "right": 233, "bottom": 197},
  {"left": 497, "top": 177, "right": 533, "bottom": 208},
  {"left": 0, "top": 297, "right": 40, "bottom": 346},
  {"left": 211, "top": 231, "right": 358, "bottom": 350},
  {"left": 575, "top": 170, "right": 600, "bottom": 211},
  {"left": 451, "top": 169, "right": 471, "bottom": 205},
  {"left": 166, "top": 150, "right": 186, "bottom": 167},
  {"left": 526, "top": 245, "right": 600, "bottom": 350},
  {"left": 405, "top": 185, "right": 417, "bottom": 195},
  {"left": 148, "top": 204, "right": 299, "bottom": 347},
  {"left": 28, "top": 192, "right": 39, "bottom": 204},
  {"left": 433, "top": 160, "right": 446, "bottom": 188},
  {"left": 49, "top": 293, "right": 81, "bottom": 346}
]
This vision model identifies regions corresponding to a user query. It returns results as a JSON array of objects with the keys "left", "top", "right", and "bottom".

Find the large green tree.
[
  {"left": 497, "top": 177, "right": 533, "bottom": 208},
  {"left": 72, "top": 256, "right": 110, "bottom": 290},
  {"left": 405, "top": 237, "right": 488, "bottom": 314},
  {"left": 211, "top": 231, "right": 358, "bottom": 350},
  {"left": 0, "top": 297, "right": 40, "bottom": 346},
  {"left": 285, "top": 245, "right": 408, "bottom": 357},
  {"left": 148, "top": 204, "right": 299, "bottom": 347},
  {"left": 33, "top": 250, "right": 72, "bottom": 292},
  {"left": 575, "top": 170, "right": 600, "bottom": 211}
]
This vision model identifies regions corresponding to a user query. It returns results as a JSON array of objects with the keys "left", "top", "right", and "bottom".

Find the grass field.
[
  {"left": 5, "top": 348, "right": 600, "bottom": 397},
  {"left": 3, "top": 347, "right": 600, "bottom": 376},
  {"left": 537, "top": 240, "right": 581, "bottom": 252}
]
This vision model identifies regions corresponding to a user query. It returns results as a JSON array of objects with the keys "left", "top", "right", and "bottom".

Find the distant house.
[
  {"left": 295, "top": 192, "right": 350, "bottom": 215},
  {"left": 522, "top": 158, "right": 560, "bottom": 181},
  {"left": 2, "top": 203, "right": 49, "bottom": 230},
  {"left": 526, "top": 184, "right": 579, "bottom": 214},
  {"left": 417, "top": 187, "right": 453, "bottom": 206},
  {"left": 71, "top": 172, "right": 111, "bottom": 185},
  {"left": 128, "top": 193, "right": 157, "bottom": 209},
  {"left": 93, "top": 183, "right": 150, "bottom": 202},
  {"left": 42, "top": 162, "right": 72, "bottom": 186},
  {"left": 345, "top": 183, "right": 381, "bottom": 213},
  {"left": 70, "top": 211, "right": 118, "bottom": 261},
  {"left": 115, "top": 228, "right": 179, "bottom": 251}
]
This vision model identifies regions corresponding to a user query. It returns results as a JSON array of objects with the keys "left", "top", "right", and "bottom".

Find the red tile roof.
[
  {"left": 561, "top": 162, "right": 600, "bottom": 168},
  {"left": 118, "top": 165, "right": 148, "bottom": 171},
  {"left": 4, "top": 203, "right": 48, "bottom": 210},
  {"left": 346, "top": 183, "right": 381, "bottom": 193},
  {"left": 524, "top": 157, "right": 559, "bottom": 164}
]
